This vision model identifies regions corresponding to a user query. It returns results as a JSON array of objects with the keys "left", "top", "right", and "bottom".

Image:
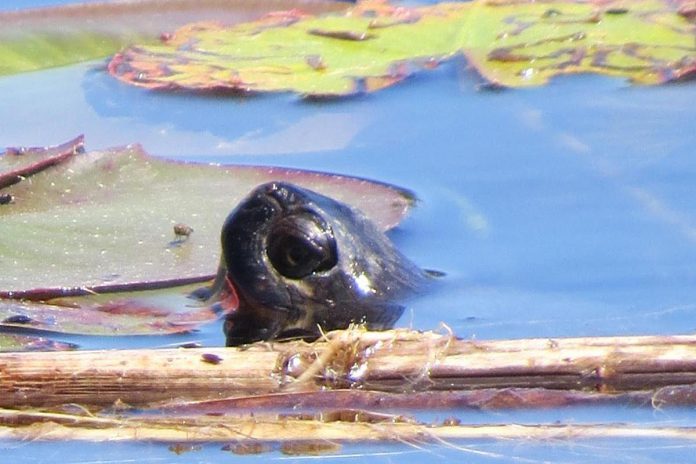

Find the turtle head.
[{"left": 220, "top": 181, "right": 426, "bottom": 345}]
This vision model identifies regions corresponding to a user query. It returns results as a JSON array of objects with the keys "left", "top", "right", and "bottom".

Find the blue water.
[{"left": 2, "top": 0, "right": 696, "bottom": 462}]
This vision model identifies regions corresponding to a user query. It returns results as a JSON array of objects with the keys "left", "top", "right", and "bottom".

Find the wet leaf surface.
[
  {"left": 108, "top": 3, "right": 463, "bottom": 96},
  {"left": 0, "top": 137, "right": 414, "bottom": 296},
  {"left": 0, "top": 333, "right": 76, "bottom": 352},
  {"left": 108, "top": 0, "right": 695, "bottom": 97},
  {"left": 0, "top": 283, "right": 224, "bottom": 336},
  {"left": 0, "top": 0, "right": 347, "bottom": 77},
  {"left": 0, "top": 137, "right": 412, "bottom": 340},
  {"left": 0, "top": 135, "right": 83, "bottom": 189},
  {"left": 463, "top": 0, "right": 696, "bottom": 87}
]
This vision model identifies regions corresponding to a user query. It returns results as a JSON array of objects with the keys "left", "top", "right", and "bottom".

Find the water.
[{"left": 2, "top": 1, "right": 696, "bottom": 462}]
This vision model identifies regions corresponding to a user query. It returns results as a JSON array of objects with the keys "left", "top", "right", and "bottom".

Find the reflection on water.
[
  {"left": 1, "top": 27, "right": 696, "bottom": 463},
  {"left": 3, "top": 432, "right": 696, "bottom": 464}
]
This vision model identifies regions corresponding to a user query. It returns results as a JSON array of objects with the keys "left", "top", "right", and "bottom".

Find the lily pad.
[
  {"left": 0, "top": 0, "right": 347, "bottom": 77},
  {"left": 0, "top": 138, "right": 414, "bottom": 297},
  {"left": 461, "top": 0, "right": 696, "bottom": 87},
  {"left": 0, "top": 333, "right": 76, "bottom": 352},
  {"left": 108, "top": 0, "right": 695, "bottom": 97},
  {"left": 0, "top": 283, "right": 223, "bottom": 336},
  {"left": 0, "top": 135, "right": 83, "bottom": 189},
  {"left": 108, "top": 3, "right": 464, "bottom": 96}
]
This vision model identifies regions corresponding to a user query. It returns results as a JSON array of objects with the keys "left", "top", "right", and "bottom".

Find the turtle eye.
[{"left": 267, "top": 213, "right": 337, "bottom": 279}]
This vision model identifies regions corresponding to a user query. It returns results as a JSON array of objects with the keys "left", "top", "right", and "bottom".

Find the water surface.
[{"left": 1, "top": 1, "right": 696, "bottom": 461}]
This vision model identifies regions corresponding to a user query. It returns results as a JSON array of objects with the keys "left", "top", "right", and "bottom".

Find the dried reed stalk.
[
  {"left": 3, "top": 329, "right": 696, "bottom": 408},
  {"left": 1, "top": 408, "right": 696, "bottom": 443}
]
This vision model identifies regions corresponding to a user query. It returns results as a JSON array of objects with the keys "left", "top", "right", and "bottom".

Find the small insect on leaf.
[{"left": 173, "top": 223, "right": 194, "bottom": 240}]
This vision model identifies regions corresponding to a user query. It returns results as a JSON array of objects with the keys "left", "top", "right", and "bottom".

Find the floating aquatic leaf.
[
  {"left": 0, "top": 0, "right": 347, "bottom": 76},
  {"left": 108, "top": 0, "right": 695, "bottom": 97},
  {"left": 0, "top": 138, "right": 414, "bottom": 296},
  {"left": 0, "top": 135, "right": 83, "bottom": 189},
  {"left": 0, "top": 283, "right": 222, "bottom": 336},
  {"left": 461, "top": 0, "right": 696, "bottom": 87},
  {"left": 108, "top": 3, "right": 464, "bottom": 96},
  {"left": 0, "top": 333, "right": 76, "bottom": 352},
  {"left": 0, "top": 137, "right": 412, "bottom": 339}
]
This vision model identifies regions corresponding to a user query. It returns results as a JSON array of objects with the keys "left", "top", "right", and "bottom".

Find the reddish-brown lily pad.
[
  {"left": 0, "top": 135, "right": 83, "bottom": 190},
  {"left": 108, "top": 0, "right": 695, "bottom": 97},
  {"left": 0, "top": 283, "right": 222, "bottom": 336}
]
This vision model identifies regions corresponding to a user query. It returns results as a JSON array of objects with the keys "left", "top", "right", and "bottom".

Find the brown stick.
[
  {"left": 157, "top": 388, "right": 656, "bottom": 415},
  {"left": 3, "top": 329, "right": 696, "bottom": 408}
]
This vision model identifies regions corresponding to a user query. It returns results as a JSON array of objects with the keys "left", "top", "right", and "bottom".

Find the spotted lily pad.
[
  {"left": 108, "top": 0, "right": 695, "bottom": 97},
  {"left": 462, "top": 0, "right": 696, "bottom": 87},
  {"left": 0, "top": 138, "right": 414, "bottom": 297},
  {"left": 108, "top": 3, "right": 464, "bottom": 96},
  {"left": 0, "top": 0, "right": 347, "bottom": 77}
]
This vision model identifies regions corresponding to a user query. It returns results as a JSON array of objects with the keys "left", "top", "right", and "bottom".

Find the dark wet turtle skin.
[{"left": 218, "top": 181, "right": 428, "bottom": 346}]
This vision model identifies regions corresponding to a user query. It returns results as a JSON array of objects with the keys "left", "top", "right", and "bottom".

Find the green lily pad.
[
  {"left": 461, "top": 0, "right": 696, "bottom": 87},
  {"left": 108, "top": 3, "right": 464, "bottom": 96},
  {"left": 0, "top": 333, "right": 76, "bottom": 352},
  {"left": 108, "top": 0, "right": 695, "bottom": 97},
  {"left": 0, "top": 138, "right": 414, "bottom": 297},
  {"left": 0, "top": 0, "right": 347, "bottom": 77}
]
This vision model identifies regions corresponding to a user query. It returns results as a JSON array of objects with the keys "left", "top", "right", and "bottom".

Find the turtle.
[{"left": 202, "top": 181, "right": 431, "bottom": 346}]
